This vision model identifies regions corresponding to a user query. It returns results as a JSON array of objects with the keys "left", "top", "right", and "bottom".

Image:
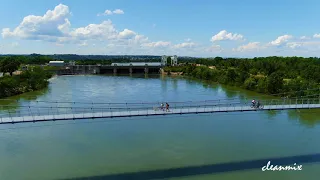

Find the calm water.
[{"left": 0, "top": 75, "right": 320, "bottom": 180}]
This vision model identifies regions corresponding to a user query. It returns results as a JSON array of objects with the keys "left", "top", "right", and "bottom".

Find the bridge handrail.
[
  {"left": 0, "top": 97, "right": 318, "bottom": 110},
  {"left": 1, "top": 98, "right": 319, "bottom": 119},
  {"left": 1, "top": 98, "right": 319, "bottom": 110}
]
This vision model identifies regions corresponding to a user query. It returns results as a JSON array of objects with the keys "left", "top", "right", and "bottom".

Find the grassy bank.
[{"left": 0, "top": 67, "right": 53, "bottom": 98}]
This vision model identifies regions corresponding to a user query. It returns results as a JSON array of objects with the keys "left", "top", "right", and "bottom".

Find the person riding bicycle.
[
  {"left": 160, "top": 103, "right": 164, "bottom": 110},
  {"left": 256, "top": 100, "right": 260, "bottom": 108},
  {"left": 166, "top": 102, "right": 170, "bottom": 112},
  {"left": 252, "top": 99, "right": 256, "bottom": 107}
]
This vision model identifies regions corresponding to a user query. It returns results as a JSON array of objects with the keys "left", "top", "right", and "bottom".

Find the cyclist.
[
  {"left": 160, "top": 103, "right": 164, "bottom": 111},
  {"left": 256, "top": 100, "right": 260, "bottom": 108},
  {"left": 251, "top": 99, "right": 256, "bottom": 107},
  {"left": 166, "top": 103, "right": 170, "bottom": 112}
]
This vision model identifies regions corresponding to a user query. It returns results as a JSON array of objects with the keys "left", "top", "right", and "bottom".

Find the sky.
[{"left": 1, "top": 0, "right": 320, "bottom": 57}]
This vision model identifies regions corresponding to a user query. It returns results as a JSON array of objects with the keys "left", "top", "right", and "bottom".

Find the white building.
[
  {"left": 161, "top": 55, "right": 167, "bottom": 66},
  {"left": 161, "top": 55, "right": 178, "bottom": 66},
  {"left": 49, "top": 61, "right": 65, "bottom": 67},
  {"left": 171, "top": 55, "right": 178, "bottom": 66}
]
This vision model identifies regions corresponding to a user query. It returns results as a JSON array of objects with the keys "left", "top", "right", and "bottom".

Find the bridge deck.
[{"left": 1, "top": 104, "right": 320, "bottom": 124}]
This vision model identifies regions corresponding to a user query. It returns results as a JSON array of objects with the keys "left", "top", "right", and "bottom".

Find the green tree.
[
  {"left": 243, "top": 77, "right": 257, "bottom": 90},
  {"left": 225, "top": 68, "right": 237, "bottom": 84},
  {"left": 0, "top": 57, "right": 21, "bottom": 76},
  {"left": 236, "top": 71, "right": 250, "bottom": 85},
  {"left": 266, "top": 72, "right": 284, "bottom": 94},
  {"left": 256, "top": 78, "right": 267, "bottom": 93}
]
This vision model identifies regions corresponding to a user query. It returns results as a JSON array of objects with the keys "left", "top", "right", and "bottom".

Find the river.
[{"left": 0, "top": 75, "right": 319, "bottom": 180}]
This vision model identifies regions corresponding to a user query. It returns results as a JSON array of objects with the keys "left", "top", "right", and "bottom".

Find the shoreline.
[
  {"left": 161, "top": 67, "right": 319, "bottom": 99},
  {"left": 0, "top": 70, "right": 53, "bottom": 99}
]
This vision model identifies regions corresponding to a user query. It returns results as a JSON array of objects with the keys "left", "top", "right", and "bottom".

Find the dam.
[
  {"left": 52, "top": 55, "right": 178, "bottom": 75},
  {"left": 57, "top": 62, "right": 163, "bottom": 75}
]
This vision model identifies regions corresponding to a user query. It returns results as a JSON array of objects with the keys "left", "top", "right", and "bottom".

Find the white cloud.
[
  {"left": 69, "top": 20, "right": 118, "bottom": 41},
  {"left": 300, "top": 36, "right": 310, "bottom": 40},
  {"left": 211, "top": 30, "right": 244, "bottom": 42},
  {"left": 269, "top": 35, "right": 293, "bottom": 46},
  {"left": 173, "top": 42, "right": 196, "bottom": 49},
  {"left": 103, "top": 10, "right": 113, "bottom": 15},
  {"left": 118, "top": 29, "right": 136, "bottom": 39},
  {"left": 141, "top": 41, "right": 171, "bottom": 48},
  {"left": 286, "top": 42, "right": 302, "bottom": 49},
  {"left": 1, "top": 4, "right": 155, "bottom": 54},
  {"left": 233, "top": 42, "right": 261, "bottom": 52},
  {"left": 98, "top": 9, "right": 124, "bottom": 16},
  {"left": 313, "top": 34, "right": 320, "bottom": 38},
  {"left": 113, "top": 9, "right": 124, "bottom": 14},
  {"left": 285, "top": 41, "right": 320, "bottom": 50},
  {"left": 2, "top": 4, "right": 70, "bottom": 39}
]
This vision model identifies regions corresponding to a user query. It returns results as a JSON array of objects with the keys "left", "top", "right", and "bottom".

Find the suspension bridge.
[{"left": 0, "top": 95, "right": 320, "bottom": 124}]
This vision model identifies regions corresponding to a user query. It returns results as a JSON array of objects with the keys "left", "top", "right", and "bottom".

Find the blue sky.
[{"left": 1, "top": 0, "right": 320, "bottom": 57}]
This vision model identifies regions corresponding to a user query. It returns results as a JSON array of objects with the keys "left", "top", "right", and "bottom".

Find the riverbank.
[
  {"left": 163, "top": 65, "right": 320, "bottom": 98},
  {"left": 0, "top": 67, "right": 53, "bottom": 98}
]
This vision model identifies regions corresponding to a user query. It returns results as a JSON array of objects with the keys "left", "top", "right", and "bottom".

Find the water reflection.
[
  {"left": 224, "top": 90, "right": 239, "bottom": 99},
  {"left": 0, "top": 88, "right": 48, "bottom": 110},
  {"left": 264, "top": 110, "right": 280, "bottom": 119},
  {"left": 161, "top": 75, "right": 168, "bottom": 92},
  {"left": 172, "top": 78, "right": 178, "bottom": 91},
  {"left": 288, "top": 109, "right": 320, "bottom": 127}
]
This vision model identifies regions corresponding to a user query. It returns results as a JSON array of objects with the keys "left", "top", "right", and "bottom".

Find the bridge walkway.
[{"left": 1, "top": 98, "right": 320, "bottom": 124}]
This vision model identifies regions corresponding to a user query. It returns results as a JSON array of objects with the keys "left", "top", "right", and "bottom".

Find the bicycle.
[
  {"left": 256, "top": 104, "right": 264, "bottom": 109},
  {"left": 251, "top": 104, "right": 264, "bottom": 109}
]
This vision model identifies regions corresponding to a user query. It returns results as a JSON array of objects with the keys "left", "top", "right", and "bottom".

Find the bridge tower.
[
  {"left": 171, "top": 55, "right": 178, "bottom": 66},
  {"left": 161, "top": 55, "right": 167, "bottom": 66}
]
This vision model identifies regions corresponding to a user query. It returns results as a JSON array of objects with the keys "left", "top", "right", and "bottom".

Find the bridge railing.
[{"left": 0, "top": 98, "right": 319, "bottom": 122}]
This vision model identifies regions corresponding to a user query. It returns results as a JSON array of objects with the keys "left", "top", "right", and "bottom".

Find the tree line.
[{"left": 164, "top": 56, "right": 320, "bottom": 98}]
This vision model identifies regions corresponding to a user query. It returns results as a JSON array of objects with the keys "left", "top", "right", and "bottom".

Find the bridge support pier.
[
  {"left": 129, "top": 68, "right": 133, "bottom": 74},
  {"left": 113, "top": 68, "right": 117, "bottom": 74},
  {"left": 144, "top": 67, "right": 149, "bottom": 74},
  {"left": 95, "top": 67, "right": 100, "bottom": 74}
]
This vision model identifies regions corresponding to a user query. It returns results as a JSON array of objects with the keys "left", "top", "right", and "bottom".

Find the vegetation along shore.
[
  {"left": 163, "top": 56, "right": 320, "bottom": 98},
  {"left": 0, "top": 57, "right": 53, "bottom": 98}
]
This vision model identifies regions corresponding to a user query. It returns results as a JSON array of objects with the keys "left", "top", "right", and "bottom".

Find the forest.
[{"left": 164, "top": 56, "right": 320, "bottom": 98}]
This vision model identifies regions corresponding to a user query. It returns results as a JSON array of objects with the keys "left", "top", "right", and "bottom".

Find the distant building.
[
  {"left": 161, "top": 55, "right": 167, "bottom": 66},
  {"left": 49, "top": 61, "right": 65, "bottom": 67},
  {"left": 171, "top": 55, "right": 178, "bottom": 66},
  {"left": 69, "top": 61, "right": 76, "bottom": 66},
  {"left": 161, "top": 55, "right": 178, "bottom": 66},
  {"left": 21, "top": 66, "right": 28, "bottom": 71}
]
